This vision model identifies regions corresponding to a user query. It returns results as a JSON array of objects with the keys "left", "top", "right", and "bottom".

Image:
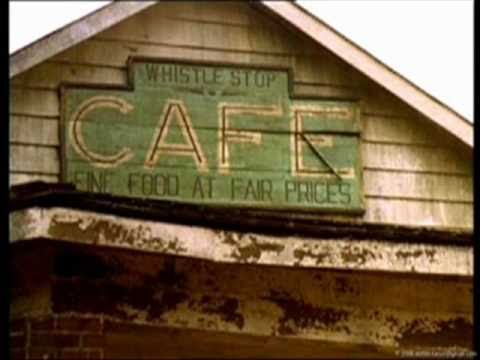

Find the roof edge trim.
[
  {"left": 260, "top": 1, "right": 473, "bottom": 147},
  {"left": 9, "top": 2, "right": 157, "bottom": 78}
]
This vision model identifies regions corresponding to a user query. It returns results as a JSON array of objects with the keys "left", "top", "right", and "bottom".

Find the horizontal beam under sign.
[{"left": 10, "top": 206, "right": 473, "bottom": 276}]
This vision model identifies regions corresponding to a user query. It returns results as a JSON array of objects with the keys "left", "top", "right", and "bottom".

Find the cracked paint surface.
[
  {"left": 41, "top": 247, "right": 472, "bottom": 351},
  {"left": 9, "top": 207, "right": 473, "bottom": 276}
]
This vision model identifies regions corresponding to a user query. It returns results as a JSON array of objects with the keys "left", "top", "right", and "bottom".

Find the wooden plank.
[
  {"left": 96, "top": 3, "right": 306, "bottom": 56},
  {"left": 361, "top": 81, "right": 419, "bottom": 118},
  {"left": 363, "top": 113, "right": 474, "bottom": 152},
  {"left": 293, "top": 53, "right": 366, "bottom": 89},
  {"left": 246, "top": 5, "right": 308, "bottom": 55},
  {"left": 14, "top": 149, "right": 469, "bottom": 203},
  {"left": 363, "top": 113, "right": 445, "bottom": 145},
  {"left": 364, "top": 197, "right": 472, "bottom": 229},
  {"left": 10, "top": 2, "right": 157, "bottom": 77},
  {"left": 46, "top": 45, "right": 365, "bottom": 110},
  {"left": 364, "top": 170, "right": 472, "bottom": 203},
  {"left": 362, "top": 143, "right": 472, "bottom": 175},
  {"left": 158, "top": 2, "right": 251, "bottom": 25},
  {"left": 10, "top": 173, "right": 58, "bottom": 186},
  {"left": 52, "top": 38, "right": 295, "bottom": 73},
  {"left": 10, "top": 115, "right": 59, "bottom": 146},
  {"left": 99, "top": 15, "right": 252, "bottom": 53},
  {"left": 12, "top": 115, "right": 467, "bottom": 201},
  {"left": 10, "top": 145, "right": 59, "bottom": 174},
  {"left": 11, "top": 62, "right": 126, "bottom": 90},
  {"left": 49, "top": 39, "right": 366, "bottom": 106},
  {"left": 295, "top": 81, "right": 416, "bottom": 118},
  {"left": 12, "top": 206, "right": 474, "bottom": 276},
  {"left": 99, "top": 13, "right": 345, "bottom": 84},
  {"left": 293, "top": 82, "right": 361, "bottom": 101},
  {"left": 10, "top": 107, "right": 469, "bottom": 179},
  {"left": 295, "top": 83, "right": 472, "bottom": 152},
  {"left": 63, "top": 162, "right": 473, "bottom": 203},
  {"left": 10, "top": 88, "right": 59, "bottom": 117}
]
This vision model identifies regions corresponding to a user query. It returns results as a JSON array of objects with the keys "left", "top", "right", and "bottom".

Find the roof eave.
[{"left": 9, "top": 1, "right": 157, "bottom": 78}]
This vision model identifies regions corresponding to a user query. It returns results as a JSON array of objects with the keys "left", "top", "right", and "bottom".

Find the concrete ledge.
[{"left": 10, "top": 206, "right": 473, "bottom": 276}]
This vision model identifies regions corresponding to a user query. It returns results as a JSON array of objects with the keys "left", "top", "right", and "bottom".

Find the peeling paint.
[
  {"left": 10, "top": 208, "right": 46, "bottom": 241},
  {"left": 293, "top": 248, "right": 329, "bottom": 265},
  {"left": 12, "top": 245, "right": 466, "bottom": 352},
  {"left": 263, "top": 290, "right": 350, "bottom": 336},
  {"left": 424, "top": 249, "right": 437, "bottom": 262},
  {"left": 340, "top": 245, "right": 376, "bottom": 266},
  {"left": 223, "top": 233, "right": 284, "bottom": 262},
  {"left": 48, "top": 214, "right": 150, "bottom": 247},
  {"left": 48, "top": 214, "right": 188, "bottom": 256},
  {"left": 52, "top": 256, "right": 191, "bottom": 323},
  {"left": 396, "top": 249, "right": 424, "bottom": 260},
  {"left": 10, "top": 207, "right": 474, "bottom": 276}
]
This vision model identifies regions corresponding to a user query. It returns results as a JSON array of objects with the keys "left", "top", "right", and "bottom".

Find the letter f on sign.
[{"left": 218, "top": 104, "right": 282, "bottom": 173}]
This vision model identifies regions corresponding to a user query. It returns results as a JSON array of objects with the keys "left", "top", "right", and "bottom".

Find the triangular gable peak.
[
  {"left": 10, "top": 1, "right": 473, "bottom": 149},
  {"left": 259, "top": 2, "right": 473, "bottom": 148},
  {"left": 8, "top": 4, "right": 474, "bottom": 355},
  {"left": 10, "top": 1, "right": 472, "bottom": 230}
]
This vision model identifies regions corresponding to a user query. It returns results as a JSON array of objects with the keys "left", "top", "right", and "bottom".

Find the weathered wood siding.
[{"left": 9, "top": 2, "right": 473, "bottom": 230}]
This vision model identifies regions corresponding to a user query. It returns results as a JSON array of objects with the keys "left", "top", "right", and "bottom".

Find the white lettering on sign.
[
  {"left": 69, "top": 98, "right": 354, "bottom": 179},
  {"left": 218, "top": 104, "right": 283, "bottom": 174},
  {"left": 145, "top": 99, "right": 208, "bottom": 172},
  {"left": 69, "top": 96, "right": 135, "bottom": 168}
]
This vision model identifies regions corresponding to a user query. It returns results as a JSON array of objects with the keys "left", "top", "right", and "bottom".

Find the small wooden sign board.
[{"left": 61, "top": 59, "right": 364, "bottom": 213}]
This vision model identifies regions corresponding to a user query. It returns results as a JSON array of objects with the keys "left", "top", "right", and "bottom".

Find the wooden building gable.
[
  {"left": 9, "top": 3, "right": 474, "bottom": 357},
  {"left": 10, "top": 1, "right": 473, "bottom": 231}
]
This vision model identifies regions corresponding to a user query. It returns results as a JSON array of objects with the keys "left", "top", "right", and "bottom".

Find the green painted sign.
[{"left": 62, "top": 60, "right": 363, "bottom": 213}]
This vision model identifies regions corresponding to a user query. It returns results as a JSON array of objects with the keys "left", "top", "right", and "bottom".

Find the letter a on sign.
[{"left": 145, "top": 100, "right": 208, "bottom": 171}]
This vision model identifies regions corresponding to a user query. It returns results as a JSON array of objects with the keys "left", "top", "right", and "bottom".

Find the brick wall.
[{"left": 10, "top": 314, "right": 104, "bottom": 360}]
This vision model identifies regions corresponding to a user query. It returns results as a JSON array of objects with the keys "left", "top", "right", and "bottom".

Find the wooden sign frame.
[{"left": 60, "top": 57, "right": 365, "bottom": 215}]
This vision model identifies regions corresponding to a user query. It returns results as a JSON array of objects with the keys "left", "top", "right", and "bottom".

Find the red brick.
[
  {"left": 30, "top": 333, "right": 80, "bottom": 348},
  {"left": 85, "top": 349, "right": 103, "bottom": 359},
  {"left": 56, "top": 316, "right": 102, "bottom": 333},
  {"left": 30, "top": 317, "right": 55, "bottom": 331},
  {"left": 28, "top": 347, "right": 58, "bottom": 359},
  {"left": 10, "top": 333, "right": 26, "bottom": 348},
  {"left": 10, "top": 318, "right": 26, "bottom": 332},
  {"left": 58, "top": 349, "right": 103, "bottom": 359},
  {"left": 58, "top": 349, "right": 84, "bottom": 359},
  {"left": 10, "top": 348, "right": 26, "bottom": 360},
  {"left": 82, "top": 334, "right": 105, "bottom": 347}
]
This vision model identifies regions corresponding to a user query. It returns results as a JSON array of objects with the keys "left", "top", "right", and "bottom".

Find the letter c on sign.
[{"left": 69, "top": 96, "right": 135, "bottom": 168}]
